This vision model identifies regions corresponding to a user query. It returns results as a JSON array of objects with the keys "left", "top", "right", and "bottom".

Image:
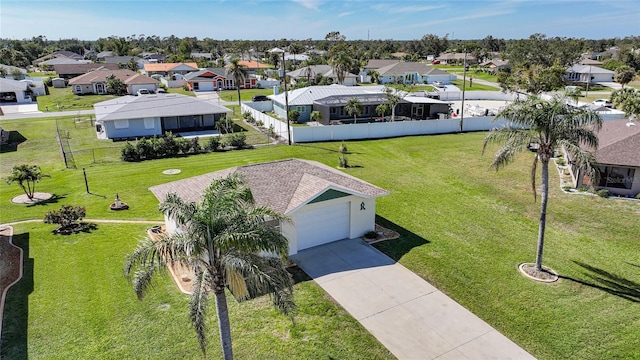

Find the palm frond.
[{"left": 190, "top": 268, "right": 210, "bottom": 356}]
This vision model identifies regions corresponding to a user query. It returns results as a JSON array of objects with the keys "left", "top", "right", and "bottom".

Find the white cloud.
[
  {"left": 292, "top": 0, "right": 320, "bottom": 10},
  {"left": 338, "top": 11, "right": 355, "bottom": 17}
]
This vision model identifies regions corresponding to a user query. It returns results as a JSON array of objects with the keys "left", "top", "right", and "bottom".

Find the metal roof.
[{"left": 270, "top": 85, "right": 389, "bottom": 105}]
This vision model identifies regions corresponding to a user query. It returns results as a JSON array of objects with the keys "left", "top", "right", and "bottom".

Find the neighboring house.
[
  {"left": 143, "top": 62, "right": 199, "bottom": 77},
  {"left": 579, "top": 58, "right": 603, "bottom": 66},
  {"left": 287, "top": 65, "right": 357, "bottom": 86},
  {"left": 93, "top": 93, "right": 232, "bottom": 140},
  {"left": 38, "top": 57, "right": 90, "bottom": 69},
  {"left": 96, "top": 51, "right": 114, "bottom": 61},
  {"left": 53, "top": 63, "right": 120, "bottom": 79},
  {"left": 566, "top": 65, "right": 615, "bottom": 83},
  {"left": 568, "top": 119, "right": 640, "bottom": 197},
  {"left": 375, "top": 62, "right": 456, "bottom": 85},
  {"left": 0, "top": 77, "right": 34, "bottom": 103},
  {"left": 284, "top": 54, "right": 309, "bottom": 63},
  {"left": 143, "top": 53, "right": 168, "bottom": 63},
  {"left": 270, "top": 85, "right": 450, "bottom": 124},
  {"left": 479, "top": 59, "right": 510, "bottom": 73},
  {"left": 229, "top": 60, "right": 272, "bottom": 75},
  {"left": 148, "top": 158, "right": 389, "bottom": 256},
  {"left": 33, "top": 50, "right": 84, "bottom": 65},
  {"left": 190, "top": 52, "right": 213, "bottom": 60},
  {"left": 184, "top": 68, "right": 257, "bottom": 91},
  {"left": 360, "top": 59, "right": 401, "bottom": 82},
  {"left": 436, "top": 53, "right": 476, "bottom": 64},
  {"left": 0, "top": 64, "right": 28, "bottom": 79},
  {"left": 68, "top": 68, "right": 158, "bottom": 95}
]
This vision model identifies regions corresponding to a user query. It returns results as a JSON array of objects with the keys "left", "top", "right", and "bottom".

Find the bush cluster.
[
  {"left": 596, "top": 189, "right": 610, "bottom": 198},
  {"left": 121, "top": 132, "right": 247, "bottom": 162}
]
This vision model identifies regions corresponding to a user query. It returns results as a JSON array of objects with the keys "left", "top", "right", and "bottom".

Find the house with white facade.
[
  {"left": 68, "top": 68, "right": 158, "bottom": 95},
  {"left": 566, "top": 65, "right": 615, "bottom": 83}
]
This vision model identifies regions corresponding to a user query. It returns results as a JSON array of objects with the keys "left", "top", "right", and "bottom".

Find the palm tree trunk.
[
  {"left": 535, "top": 160, "right": 549, "bottom": 271},
  {"left": 215, "top": 289, "right": 234, "bottom": 360},
  {"left": 236, "top": 87, "right": 241, "bottom": 108}
]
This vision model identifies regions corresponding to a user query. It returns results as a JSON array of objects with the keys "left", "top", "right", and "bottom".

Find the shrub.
[
  {"left": 225, "top": 133, "right": 247, "bottom": 149},
  {"left": 256, "top": 120, "right": 264, "bottom": 128},
  {"left": 338, "top": 153, "right": 349, "bottom": 168},
  {"left": 189, "top": 137, "right": 201, "bottom": 153},
  {"left": 136, "top": 138, "right": 155, "bottom": 160},
  {"left": 121, "top": 141, "right": 140, "bottom": 161},
  {"left": 339, "top": 141, "right": 348, "bottom": 154},
  {"left": 596, "top": 189, "right": 610, "bottom": 198},
  {"left": 636, "top": 193, "right": 640, "bottom": 200},
  {"left": 44, "top": 205, "right": 91, "bottom": 235},
  {"left": 364, "top": 230, "right": 379, "bottom": 239},
  {"left": 176, "top": 137, "right": 192, "bottom": 154},
  {"left": 159, "top": 132, "right": 180, "bottom": 157},
  {"left": 204, "top": 136, "right": 222, "bottom": 152},
  {"left": 288, "top": 109, "right": 301, "bottom": 123},
  {"left": 556, "top": 158, "right": 566, "bottom": 166}
]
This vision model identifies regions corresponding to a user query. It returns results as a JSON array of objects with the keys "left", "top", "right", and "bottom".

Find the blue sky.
[{"left": 1, "top": 0, "right": 638, "bottom": 41}]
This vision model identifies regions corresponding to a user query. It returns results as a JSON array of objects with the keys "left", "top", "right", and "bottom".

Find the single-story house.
[
  {"left": 435, "top": 53, "right": 476, "bottom": 65},
  {"left": 148, "top": 158, "right": 389, "bottom": 256},
  {"left": 360, "top": 59, "right": 401, "bottom": 83},
  {"left": 375, "top": 62, "right": 456, "bottom": 85},
  {"left": 479, "top": 59, "right": 510, "bottom": 73},
  {"left": 93, "top": 93, "right": 232, "bottom": 140},
  {"left": 96, "top": 51, "right": 114, "bottom": 61},
  {"left": 33, "top": 50, "right": 84, "bottom": 65},
  {"left": 184, "top": 68, "right": 257, "bottom": 91},
  {"left": 287, "top": 65, "right": 357, "bottom": 86},
  {"left": 270, "top": 85, "right": 451, "bottom": 124},
  {"left": 566, "top": 65, "right": 614, "bottom": 83},
  {"left": 0, "top": 77, "right": 35, "bottom": 103},
  {"left": 190, "top": 52, "right": 214, "bottom": 60},
  {"left": 227, "top": 60, "right": 272, "bottom": 75},
  {"left": 568, "top": 119, "right": 640, "bottom": 197},
  {"left": 68, "top": 68, "right": 158, "bottom": 95},
  {"left": 104, "top": 56, "right": 143, "bottom": 66},
  {"left": 143, "top": 53, "right": 169, "bottom": 63},
  {"left": 38, "top": 57, "right": 90, "bottom": 69},
  {"left": 143, "top": 62, "right": 199, "bottom": 77},
  {"left": 53, "top": 63, "right": 120, "bottom": 79},
  {"left": 0, "top": 64, "right": 27, "bottom": 79}
]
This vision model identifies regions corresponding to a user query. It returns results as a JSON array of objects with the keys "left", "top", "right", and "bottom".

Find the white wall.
[
  {"left": 160, "top": 78, "right": 186, "bottom": 88},
  {"left": 438, "top": 91, "right": 522, "bottom": 101},
  {"left": 241, "top": 103, "right": 291, "bottom": 139},
  {"left": 282, "top": 195, "right": 377, "bottom": 255}
]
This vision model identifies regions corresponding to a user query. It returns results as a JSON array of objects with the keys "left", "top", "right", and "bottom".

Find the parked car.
[
  {"left": 432, "top": 81, "right": 445, "bottom": 88},
  {"left": 592, "top": 99, "right": 613, "bottom": 108},
  {"left": 252, "top": 95, "right": 270, "bottom": 102},
  {"left": 136, "top": 89, "right": 151, "bottom": 96},
  {"left": 431, "top": 60, "right": 441, "bottom": 65}
]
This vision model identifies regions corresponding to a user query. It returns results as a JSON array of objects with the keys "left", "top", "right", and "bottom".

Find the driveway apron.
[{"left": 291, "top": 238, "right": 536, "bottom": 360}]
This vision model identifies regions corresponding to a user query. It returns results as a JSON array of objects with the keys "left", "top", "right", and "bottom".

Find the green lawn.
[
  {"left": 451, "top": 79, "right": 500, "bottom": 91},
  {"left": 1, "top": 222, "right": 392, "bottom": 359},
  {"left": 36, "top": 87, "right": 119, "bottom": 112},
  {"left": 1, "top": 121, "right": 639, "bottom": 359},
  {"left": 219, "top": 88, "right": 274, "bottom": 103}
]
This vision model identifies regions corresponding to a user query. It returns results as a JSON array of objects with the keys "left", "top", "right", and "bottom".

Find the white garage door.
[{"left": 295, "top": 202, "right": 350, "bottom": 251}]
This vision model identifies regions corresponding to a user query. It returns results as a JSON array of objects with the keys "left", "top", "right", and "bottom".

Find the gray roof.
[
  {"left": 148, "top": 158, "right": 388, "bottom": 214},
  {"left": 94, "top": 93, "right": 231, "bottom": 122},
  {"left": 183, "top": 68, "right": 228, "bottom": 80},
  {"left": 287, "top": 65, "right": 356, "bottom": 80},
  {"left": 593, "top": 119, "right": 640, "bottom": 167},
  {"left": 0, "top": 64, "right": 27, "bottom": 74},
  {"left": 271, "top": 85, "right": 388, "bottom": 106},
  {"left": 376, "top": 62, "right": 449, "bottom": 77},
  {"left": 0, "top": 77, "right": 28, "bottom": 91},
  {"left": 567, "top": 65, "right": 614, "bottom": 74},
  {"left": 364, "top": 59, "right": 400, "bottom": 70}
]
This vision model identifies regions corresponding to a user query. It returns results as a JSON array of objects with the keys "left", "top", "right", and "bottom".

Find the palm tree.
[
  {"left": 124, "top": 174, "right": 295, "bottom": 360},
  {"left": 5, "top": 164, "right": 49, "bottom": 200},
  {"left": 226, "top": 58, "right": 248, "bottom": 108},
  {"left": 483, "top": 95, "right": 602, "bottom": 275},
  {"left": 344, "top": 98, "right": 362, "bottom": 124},
  {"left": 310, "top": 110, "right": 323, "bottom": 125},
  {"left": 330, "top": 51, "right": 353, "bottom": 85},
  {"left": 611, "top": 88, "right": 640, "bottom": 119}
]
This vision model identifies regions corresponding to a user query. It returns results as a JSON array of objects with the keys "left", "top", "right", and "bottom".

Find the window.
[
  {"left": 143, "top": 118, "right": 155, "bottom": 129},
  {"left": 114, "top": 119, "right": 129, "bottom": 129},
  {"left": 75, "top": 85, "right": 82, "bottom": 93},
  {"left": 296, "top": 106, "right": 305, "bottom": 112},
  {"left": 598, "top": 166, "right": 635, "bottom": 189},
  {"left": 193, "top": 82, "right": 199, "bottom": 90},
  {"left": 330, "top": 108, "right": 336, "bottom": 114}
]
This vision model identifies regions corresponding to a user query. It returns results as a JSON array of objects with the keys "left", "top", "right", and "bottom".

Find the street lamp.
[{"left": 269, "top": 48, "right": 291, "bottom": 145}]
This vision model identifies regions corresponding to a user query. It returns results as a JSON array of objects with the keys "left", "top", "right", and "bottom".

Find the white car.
[
  {"left": 592, "top": 99, "right": 612, "bottom": 108},
  {"left": 432, "top": 81, "right": 445, "bottom": 88},
  {"left": 136, "top": 89, "right": 151, "bottom": 96}
]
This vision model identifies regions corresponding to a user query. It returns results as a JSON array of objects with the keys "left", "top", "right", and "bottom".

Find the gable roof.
[
  {"left": 148, "top": 159, "right": 388, "bottom": 214},
  {"left": 183, "top": 68, "right": 228, "bottom": 81},
  {"left": 0, "top": 77, "right": 28, "bottom": 91},
  {"left": 286, "top": 65, "right": 356, "bottom": 80},
  {"left": 39, "top": 57, "right": 83, "bottom": 66},
  {"left": 593, "top": 120, "right": 640, "bottom": 167},
  {"left": 229, "top": 60, "right": 271, "bottom": 69},
  {"left": 144, "top": 62, "right": 198, "bottom": 72},
  {"left": 94, "top": 93, "right": 231, "bottom": 121},
  {"left": 271, "top": 85, "right": 388, "bottom": 106},
  {"left": 68, "top": 68, "right": 157, "bottom": 85},
  {"left": 53, "top": 63, "right": 119, "bottom": 76}
]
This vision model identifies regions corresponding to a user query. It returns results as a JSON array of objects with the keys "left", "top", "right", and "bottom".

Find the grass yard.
[
  {"left": 1, "top": 222, "right": 392, "bottom": 359},
  {"left": 0, "top": 121, "right": 639, "bottom": 359},
  {"left": 451, "top": 79, "right": 500, "bottom": 91},
  {"left": 218, "top": 88, "right": 274, "bottom": 103},
  {"left": 36, "top": 87, "right": 118, "bottom": 112}
]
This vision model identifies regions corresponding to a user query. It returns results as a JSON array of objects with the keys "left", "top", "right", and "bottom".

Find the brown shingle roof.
[
  {"left": 68, "top": 69, "right": 157, "bottom": 85},
  {"left": 54, "top": 63, "right": 119, "bottom": 75},
  {"left": 594, "top": 120, "right": 640, "bottom": 167},
  {"left": 149, "top": 159, "right": 388, "bottom": 214},
  {"left": 143, "top": 62, "right": 198, "bottom": 72}
]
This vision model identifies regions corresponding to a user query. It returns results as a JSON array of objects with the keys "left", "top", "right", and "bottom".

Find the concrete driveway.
[{"left": 291, "top": 239, "right": 535, "bottom": 360}]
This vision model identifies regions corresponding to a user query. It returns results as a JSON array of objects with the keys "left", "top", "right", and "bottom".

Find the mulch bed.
[{"left": 362, "top": 224, "right": 401, "bottom": 245}]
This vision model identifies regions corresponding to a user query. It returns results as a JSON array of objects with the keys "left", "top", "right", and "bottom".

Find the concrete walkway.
[{"left": 292, "top": 239, "right": 535, "bottom": 360}]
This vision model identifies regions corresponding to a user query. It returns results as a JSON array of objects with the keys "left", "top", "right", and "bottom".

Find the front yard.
[{"left": 0, "top": 120, "right": 638, "bottom": 359}]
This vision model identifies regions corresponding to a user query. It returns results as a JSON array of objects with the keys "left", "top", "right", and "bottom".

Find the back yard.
[{"left": 0, "top": 116, "right": 639, "bottom": 359}]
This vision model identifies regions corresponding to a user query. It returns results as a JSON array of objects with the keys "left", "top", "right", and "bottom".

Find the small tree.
[
  {"left": 615, "top": 65, "right": 636, "bottom": 89},
  {"left": 344, "top": 98, "right": 362, "bottom": 124},
  {"left": 5, "top": 164, "right": 49, "bottom": 200},
  {"left": 288, "top": 109, "right": 301, "bottom": 124},
  {"left": 375, "top": 104, "right": 390, "bottom": 120},
  {"left": 44, "top": 205, "right": 87, "bottom": 234},
  {"left": 310, "top": 110, "right": 323, "bottom": 124},
  {"left": 106, "top": 74, "right": 127, "bottom": 95}
]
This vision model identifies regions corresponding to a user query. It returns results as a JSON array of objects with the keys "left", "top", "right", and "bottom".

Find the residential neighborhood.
[{"left": 0, "top": 2, "right": 639, "bottom": 359}]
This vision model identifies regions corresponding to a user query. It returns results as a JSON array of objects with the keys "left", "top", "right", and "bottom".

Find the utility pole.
[
  {"left": 282, "top": 51, "right": 291, "bottom": 145},
  {"left": 460, "top": 51, "right": 467, "bottom": 133},
  {"left": 585, "top": 65, "right": 592, "bottom": 98}
]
